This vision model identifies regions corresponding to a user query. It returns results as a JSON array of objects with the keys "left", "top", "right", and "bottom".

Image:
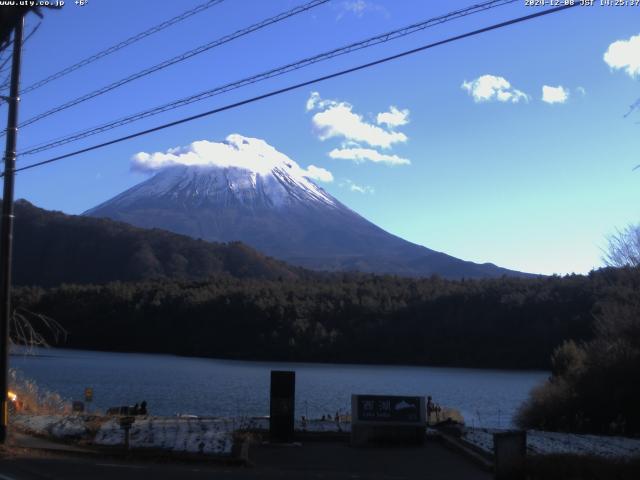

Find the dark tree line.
[
  {"left": 12, "top": 199, "right": 306, "bottom": 287},
  {"left": 13, "top": 266, "right": 639, "bottom": 371}
]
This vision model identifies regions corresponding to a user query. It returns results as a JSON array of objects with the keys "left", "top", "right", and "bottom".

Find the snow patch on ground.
[
  {"left": 234, "top": 416, "right": 352, "bottom": 433},
  {"left": 463, "top": 427, "right": 640, "bottom": 459},
  {"left": 50, "top": 416, "right": 88, "bottom": 438},
  {"left": 15, "top": 414, "right": 234, "bottom": 455},
  {"left": 94, "top": 417, "right": 234, "bottom": 455},
  {"left": 297, "top": 418, "right": 352, "bottom": 433},
  {"left": 14, "top": 414, "right": 87, "bottom": 439},
  {"left": 14, "top": 414, "right": 352, "bottom": 455}
]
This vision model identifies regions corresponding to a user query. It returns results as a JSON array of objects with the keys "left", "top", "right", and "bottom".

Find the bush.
[{"left": 516, "top": 295, "right": 640, "bottom": 435}]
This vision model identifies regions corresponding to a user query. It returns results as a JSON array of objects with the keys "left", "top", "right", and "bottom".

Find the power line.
[
  {"left": 0, "top": 21, "right": 41, "bottom": 94},
  {"left": 11, "top": 0, "right": 330, "bottom": 134},
  {"left": 19, "top": 0, "right": 227, "bottom": 95},
  {"left": 0, "top": 53, "right": 13, "bottom": 77},
  {"left": 20, "top": 0, "right": 517, "bottom": 157},
  {"left": 8, "top": 3, "right": 578, "bottom": 177}
]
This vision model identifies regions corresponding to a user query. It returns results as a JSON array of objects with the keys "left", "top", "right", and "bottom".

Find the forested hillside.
[
  {"left": 12, "top": 200, "right": 305, "bottom": 286},
  {"left": 14, "top": 267, "right": 639, "bottom": 370}
]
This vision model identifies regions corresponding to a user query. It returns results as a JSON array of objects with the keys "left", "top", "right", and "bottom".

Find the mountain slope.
[
  {"left": 12, "top": 200, "right": 303, "bottom": 287},
  {"left": 85, "top": 135, "right": 529, "bottom": 279}
]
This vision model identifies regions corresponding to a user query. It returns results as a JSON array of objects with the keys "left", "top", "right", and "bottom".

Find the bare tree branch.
[
  {"left": 10, "top": 307, "right": 67, "bottom": 353},
  {"left": 603, "top": 224, "right": 640, "bottom": 268}
]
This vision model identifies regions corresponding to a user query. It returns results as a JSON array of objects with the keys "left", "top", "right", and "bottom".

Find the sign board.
[
  {"left": 84, "top": 387, "right": 93, "bottom": 402},
  {"left": 351, "top": 394, "right": 426, "bottom": 446},
  {"left": 352, "top": 394, "right": 425, "bottom": 425},
  {"left": 270, "top": 371, "right": 295, "bottom": 442}
]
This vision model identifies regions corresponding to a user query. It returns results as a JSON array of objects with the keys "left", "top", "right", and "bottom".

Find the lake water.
[{"left": 10, "top": 348, "right": 548, "bottom": 428}]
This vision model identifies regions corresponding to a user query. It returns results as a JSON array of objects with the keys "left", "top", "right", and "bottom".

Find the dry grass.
[
  {"left": 428, "top": 406, "right": 464, "bottom": 426},
  {"left": 8, "top": 368, "right": 70, "bottom": 415}
]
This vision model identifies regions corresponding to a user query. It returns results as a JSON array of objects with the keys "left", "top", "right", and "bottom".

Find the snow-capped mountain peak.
[
  {"left": 88, "top": 135, "right": 339, "bottom": 212},
  {"left": 85, "top": 135, "right": 528, "bottom": 279}
]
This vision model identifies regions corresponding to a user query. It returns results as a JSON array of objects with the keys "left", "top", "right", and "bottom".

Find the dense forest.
[{"left": 13, "top": 266, "right": 639, "bottom": 370}]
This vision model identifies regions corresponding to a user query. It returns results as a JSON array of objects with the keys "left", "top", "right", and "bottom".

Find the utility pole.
[{"left": 0, "top": 14, "right": 24, "bottom": 444}]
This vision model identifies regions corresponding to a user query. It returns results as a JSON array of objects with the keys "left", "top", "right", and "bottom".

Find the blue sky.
[{"left": 5, "top": 0, "right": 639, "bottom": 275}]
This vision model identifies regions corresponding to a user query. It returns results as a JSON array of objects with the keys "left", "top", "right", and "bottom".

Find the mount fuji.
[{"left": 85, "top": 135, "right": 527, "bottom": 279}]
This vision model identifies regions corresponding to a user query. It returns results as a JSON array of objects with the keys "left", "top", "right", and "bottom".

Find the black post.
[
  {"left": 0, "top": 15, "right": 24, "bottom": 444},
  {"left": 269, "top": 371, "right": 295, "bottom": 442}
]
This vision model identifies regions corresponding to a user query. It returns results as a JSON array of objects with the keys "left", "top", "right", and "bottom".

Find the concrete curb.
[{"left": 438, "top": 432, "right": 494, "bottom": 472}]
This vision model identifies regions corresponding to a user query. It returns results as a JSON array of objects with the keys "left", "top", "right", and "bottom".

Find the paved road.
[
  {"left": 251, "top": 440, "right": 492, "bottom": 480},
  {"left": 0, "top": 440, "right": 491, "bottom": 479}
]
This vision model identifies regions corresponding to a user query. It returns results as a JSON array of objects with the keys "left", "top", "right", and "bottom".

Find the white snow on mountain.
[
  {"left": 132, "top": 134, "right": 332, "bottom": 182},
  {"left": 94, "top": 135, "right": 339, "bottom": 211},
  {"left": 99, "top": 165, "right": 338, "bottom": 210}
]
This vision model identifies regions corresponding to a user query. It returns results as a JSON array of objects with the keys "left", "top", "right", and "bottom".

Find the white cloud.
[
  {"left": 304, "top": 164, "right": 334, "bottom": 182},
  {"left": 604, "top": 33, "right": 640, "bottom": 78},
  {"left": 329, "top": 147, "right": 410, "bottom": 166},
  {"left": 576, "top": 86, "right": 587, "bottom": 96},
  {"left": 306, "top": 91, "right": 337, "bottom": 111},
  {"left": 307, "top": 92, "right": 411, "bottom": 167},
  {"left": 376, "top": 106, "right": 409, "bottom": 128},
  {"left": 342, "top": 0, "right": 367, "bottom": 16},
  {"left": 542, "top": 85, "right": 569, "bottom": 104},
  {"left": 307, "top": 92, "right": 408, "bottom": 149},
  {"left": 351, "top": 184, "right": 372, "bottom": 194},
  {"left": 341, "top": 179, "right": 374, "bottom": 194},
  {"left": 336, "top": 0, "right": 387, "bottom": 20},
  {"left": 312, "top": 103, "right": 407, "bottom": 148},
  {"left": 461, "top": 75, "right": 529, "bottom": 103},
  {"left": 306, "top": 93, "right": 318, "bottom": 111},
  {"left": 131, "top": 134, "right": 333, "bottom": 182}
]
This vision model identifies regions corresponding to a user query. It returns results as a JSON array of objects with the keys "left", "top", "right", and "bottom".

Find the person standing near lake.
[{"left": 427, "top": 396, "right": 434, "bottom": 424}]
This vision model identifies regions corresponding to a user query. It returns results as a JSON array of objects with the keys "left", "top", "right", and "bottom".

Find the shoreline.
[{"left": 10, "top": 345, "right": 551, "bottom": 374}]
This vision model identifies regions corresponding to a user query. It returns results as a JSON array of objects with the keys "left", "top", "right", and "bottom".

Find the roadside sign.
[
  {"left": 84, "top": 387, "right": 93, "bottom": 402},
  {"left": 351, "top": 394, "right": 426, "bottom": 446},
  {"left": 352, "top": 394, "right": 424, "bottom": 424}
]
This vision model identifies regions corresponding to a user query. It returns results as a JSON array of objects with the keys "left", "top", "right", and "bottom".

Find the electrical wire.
[
  {"left": 0, "top": 21, "right": 42, "bottom": 94},
  {"left": 19, "top": 0, "right": 227, "bottom": 95},
  {"left": 7, "top": 3, "right": 578, "bottom": 176},
  {"left": 19, "top": 0, "right": 517, "bottom": 156},
  {"left": 11, "top": 0, "right": 330, "bottom": 134}
]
